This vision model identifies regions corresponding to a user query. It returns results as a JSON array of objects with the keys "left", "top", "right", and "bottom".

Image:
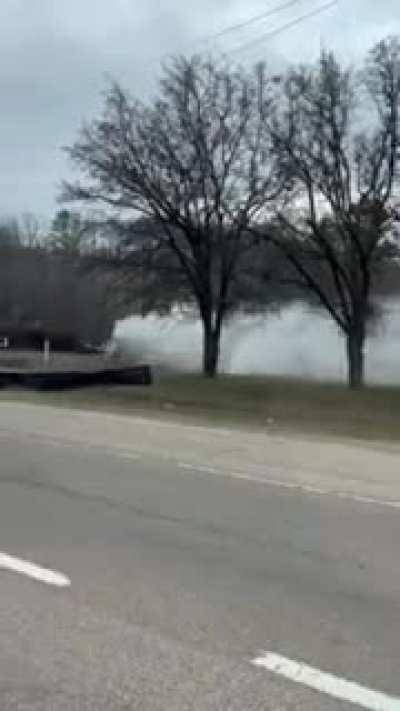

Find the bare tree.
[
  {"left": 48, "top": 209, "right": 89, "bottom": 254},
  {"left": 20, "top": 213, "right": 42, "bottom": 248},
  {"left": 0, "top": 219, "right": 21, "bottom": 248},
  {"left": 63, "top": 56, "right": 284, "bottom": 376},
  {"left": 267, "top": 38, "right": 400, "bottom": 388}
]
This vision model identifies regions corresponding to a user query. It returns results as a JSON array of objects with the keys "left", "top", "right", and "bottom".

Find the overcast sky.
[{"left": 1, "top": 0, "right": 399, "bottom": 222}]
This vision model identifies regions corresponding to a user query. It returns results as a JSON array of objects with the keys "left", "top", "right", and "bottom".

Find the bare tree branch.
[
  {"left": 63, "top": 55, "right": 285, "bottom": 375},
  {"left": 266, "top": 40, "right": 400, "bottom": 387}
]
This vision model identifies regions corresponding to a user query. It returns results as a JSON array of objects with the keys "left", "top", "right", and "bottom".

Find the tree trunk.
[
  {"left": 202, "top": 318, "right": 221, "bottom": 378},
  {"left": 346, "top": 331, "right": 365, "bottom": 389}
]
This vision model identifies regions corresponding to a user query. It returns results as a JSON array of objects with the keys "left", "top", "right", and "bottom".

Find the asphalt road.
[{"left": 0, "top": 405, "right": 400, "bottom": 709}]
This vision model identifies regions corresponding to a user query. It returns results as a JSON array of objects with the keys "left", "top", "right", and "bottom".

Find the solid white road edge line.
[
  {"left": 251, "top": 651, "right": 400, "bottom": 711},
  {"left": 0, "top": 551, "right": 71, "bottom": 588},
  {"left": 2, "top": 427, "right": 398, "bottom": 511},
  {"left": 177, "top": 462, "right": 400, "bottom": 510}
]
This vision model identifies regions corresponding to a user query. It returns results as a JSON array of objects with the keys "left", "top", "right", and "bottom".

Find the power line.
[
  {"left": 230, "top": 0, "right": 338, "bottom": 54},
  {"left": 206, "top": 0, "right": 309, "bottom": 40}
]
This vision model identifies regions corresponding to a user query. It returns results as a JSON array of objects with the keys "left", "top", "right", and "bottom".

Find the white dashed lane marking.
[
  {"left": 0, "top": 551, "right": 71, "bottom": 587},
  {"left": 252, "top": 652, "right": 400, "bottom": 711}
]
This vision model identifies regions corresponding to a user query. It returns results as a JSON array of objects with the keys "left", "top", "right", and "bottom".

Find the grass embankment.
[{"left": 0, "top": 373, "right": 399, "bottom": 443}]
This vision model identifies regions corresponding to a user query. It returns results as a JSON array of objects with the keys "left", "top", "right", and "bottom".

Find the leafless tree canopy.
[
  {"left": 63, "top": 56, "right": 286, "bottom": 375},
  {"left": 267, "top": 38, "right": 400, "bottom": 387},
  {"left": 60, "top": 39, "right": 400, "bottom": 384}
]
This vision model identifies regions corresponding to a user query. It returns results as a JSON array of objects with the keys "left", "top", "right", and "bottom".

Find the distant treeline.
[
  {"left": 1, "top": 204, "right": 400, "bottom": 356},
  {"left": 0, "top": 212, "right": 122, "bottom": 347}
]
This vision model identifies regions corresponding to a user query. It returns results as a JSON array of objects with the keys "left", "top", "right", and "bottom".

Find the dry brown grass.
[{"left": 0, "top": 372, "right": 399, "bottom": 443}]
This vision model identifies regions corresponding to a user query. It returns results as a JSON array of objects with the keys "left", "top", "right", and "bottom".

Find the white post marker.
[
  {"left": 0, "top": 551, "right": 70, "bottom": 588},
  {"left": 251, "top": 652, "right": 400, "bottom": 711},
  {"left": 43, "top": 337, "right": 50, "bottom": 365}
]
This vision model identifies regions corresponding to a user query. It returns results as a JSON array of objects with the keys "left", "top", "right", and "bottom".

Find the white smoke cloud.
[{"left": 114, "top": 300, "right": 400, "bottom": 384}]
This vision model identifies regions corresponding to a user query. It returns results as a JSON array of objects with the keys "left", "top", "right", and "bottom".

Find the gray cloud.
[{"left": 0, "top": 0, "right": 399, "bottom": 219}]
